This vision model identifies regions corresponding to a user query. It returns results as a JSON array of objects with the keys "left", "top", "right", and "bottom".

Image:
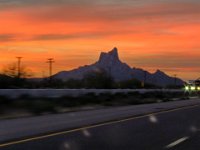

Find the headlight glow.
[
  {"left": 185, "top": 86, "right": 189, "bottom": 91},
  {"left": 191, "top": 86, "right": 196, "bottom": 91}
]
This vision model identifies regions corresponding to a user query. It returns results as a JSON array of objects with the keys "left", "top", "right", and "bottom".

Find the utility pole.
[
  {"left": 142, "top": 71, "right": 147, "bottom": 88},
  {"left": 174, "top": 74, "right": 177, "bottom": 87},
  {"left": 16, "top": 57, "right": 22, "bottom": 78},
  {"left": 47, "top": 58, "right": 55, "bottom": 82},
  {"left": 144, "top": 71, "right": 147, "bottom": 85}
]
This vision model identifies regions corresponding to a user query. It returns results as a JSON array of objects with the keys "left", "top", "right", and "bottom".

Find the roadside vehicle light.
[
  {"left": 191, "top": 86, "right": 196, "bottom": 91},
  {"left": 185, "top": 86, "right": 189, "bottom": 91}
]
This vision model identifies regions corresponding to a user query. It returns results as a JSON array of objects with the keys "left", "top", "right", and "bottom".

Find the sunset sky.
[{"left": 0, "top": 0, "right": 200, "bottom": 80}]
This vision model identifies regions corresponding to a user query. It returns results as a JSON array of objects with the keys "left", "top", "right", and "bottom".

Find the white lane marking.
[
  {"left": 0, "top": 105, "right": 198, "bottom": 148},
  {"left": 165, "top": 136, "right": 189, "bottom": 149}
]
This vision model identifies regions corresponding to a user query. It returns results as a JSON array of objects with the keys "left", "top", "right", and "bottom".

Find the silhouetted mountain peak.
[
  {"left": 98, "top": 47, "right": 120, "bottom": 64},
  {"left": 108, "top": 47, "right": 119, "bottom": 58},
  {"left": 154, "top": 69, "right": 166, "bottom": 76}
]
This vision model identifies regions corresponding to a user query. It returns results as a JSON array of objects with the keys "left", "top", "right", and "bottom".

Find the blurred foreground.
[{"left": 0, "top": 90, "right": 197, "bottom": 119}]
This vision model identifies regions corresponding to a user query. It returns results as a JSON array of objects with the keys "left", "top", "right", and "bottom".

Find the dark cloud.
[
  {"left": 1, "top": 0, "right": 199, "bottom": 28},
  {"left": 0, "top": 0, "right": 119, "bottom": 8},
  {"left": 0, "top": 31, "right": 122, "bottom": 42},
  {"left": 30, "top": 30, "right": 130, "bottom": 41},
  {"left": 0, "top": 34, "right": 16, "bottom": 42},
  {"left": 31, "top": 34, "right": 76, "bottom": 41},
  {"left": 17, "top": 2, "right": 200, "bottom": 25},
  {"left": 31, "top": 32, "right": 107, "bottom": 41},
  {"left": 1, "top": 0, "right": 200, "bottom": 9},
  {"left": 131, "top": 52, "right": 200, "bottom": 68}
]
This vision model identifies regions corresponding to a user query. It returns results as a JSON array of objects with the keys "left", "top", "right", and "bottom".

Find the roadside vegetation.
[
  {"left": 0, "top": 73, "right": 182, "bottom": 89},
  {"left": 0, "top": 91, "right": 196, "bottom": 119}
]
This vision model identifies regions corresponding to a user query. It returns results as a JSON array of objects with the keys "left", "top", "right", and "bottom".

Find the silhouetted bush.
[
  {"left": 118, "top": 79, "right": 141, "bottom": 89},
  {"left": 83, "top": 70, "right": 114, "bottom": 89},
  {"left": 65, "top": 79, "right": 83, "bottom": 88}
]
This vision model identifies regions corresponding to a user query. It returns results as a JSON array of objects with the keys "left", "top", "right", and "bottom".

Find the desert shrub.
[{"left": 28, "top": 99, "right": 57, "bottom": 115}]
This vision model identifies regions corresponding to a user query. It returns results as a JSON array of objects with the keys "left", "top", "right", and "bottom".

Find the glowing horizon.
[{"left": 0, "top": 0, "right": 200, "bottom": 80}]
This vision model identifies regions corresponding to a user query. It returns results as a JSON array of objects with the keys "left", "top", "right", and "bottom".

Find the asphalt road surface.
[{"left": 1, "top": 104, "right": 200, "bottom": 150}]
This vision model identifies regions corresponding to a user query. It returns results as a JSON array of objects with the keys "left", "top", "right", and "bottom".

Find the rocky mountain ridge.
[{"left": 53, "top": 47, "right": 184, "bottom": 87}]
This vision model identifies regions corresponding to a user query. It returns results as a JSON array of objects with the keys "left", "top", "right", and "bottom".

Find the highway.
[{"left": 1, "top": 100, "right": 200, "bottom": 150}]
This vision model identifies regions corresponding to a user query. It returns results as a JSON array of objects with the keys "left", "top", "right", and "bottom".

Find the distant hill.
[
  {"left": 0, "top": 74, "right": 12, "bottom": 80},
  {"left": 53, "top": 47, "right": 184, "bottom": 87},
  {"left": 0, "top": 74, "right": 13, "bottom": 88}
]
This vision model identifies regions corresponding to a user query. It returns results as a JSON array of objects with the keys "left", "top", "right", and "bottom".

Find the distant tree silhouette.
[
  {"left": 2, "top": 63, "right": 32, "bottom": 79},
  {"left": 83, "top": 69, "right": 113, "bottom": 89},
  {"left": 0, "top": 74, "right": 13, "bottom": 88},
  {"left": 65, "top": 79, "right": 83, "bottom": 89},
  {"left": 40, "top": 78, "right": 64, "bottom": 88},
  {"left": 1, "top": 63, "right": 33, "bottom": 87},
  {"left": 118, "top": 79, "right": 142, "bottom": 89}
]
